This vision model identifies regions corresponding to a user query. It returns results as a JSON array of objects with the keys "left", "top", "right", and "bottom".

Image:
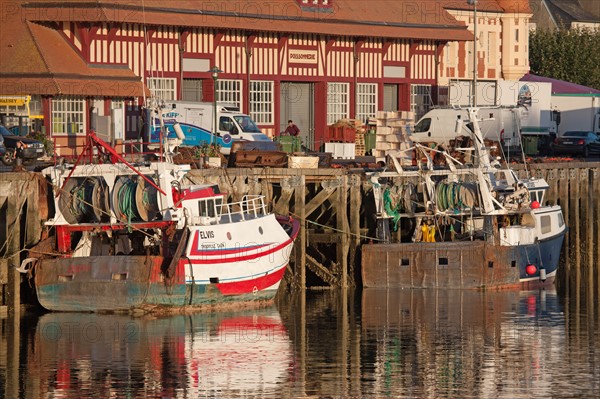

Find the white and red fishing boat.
[{"left": 21, "top": 131, "right": 299, "bottom": 312}]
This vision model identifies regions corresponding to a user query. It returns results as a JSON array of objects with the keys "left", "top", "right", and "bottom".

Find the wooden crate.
[{"left": 288, "top": 156, "right": 319, "bottom": 168}]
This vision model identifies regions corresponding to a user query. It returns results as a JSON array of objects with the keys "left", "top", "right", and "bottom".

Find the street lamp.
[
  {"left": 468, "top": 0, "right": 477, "bottom": 107},
  {"left": 209, "top": 66, "right": 223, "bottom": 146}
]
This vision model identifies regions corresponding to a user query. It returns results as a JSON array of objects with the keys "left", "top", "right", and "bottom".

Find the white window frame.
[
  {"left": 51, "top": 96, "right": 86, "bottom": 135},
  {"left": 327, "top": 82, "right": 349, "bottom": 124},
  {"left": 410, "top": 84, "right": 432, "bottom": 121},
  {"left": 249, "top": 80, "right": 274, "bottom": 124},
  {"left": 216, "top": 79, "right": 242, "bottom": 108},
  {"left": 356, "top": 83, "right": 377, "bottom": 123},
  {"left": 147, "top": 77, "right": 177, "bottom": 101}
]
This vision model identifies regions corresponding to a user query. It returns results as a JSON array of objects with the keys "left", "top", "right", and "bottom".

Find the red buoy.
[
  {"left": 531, "top": 201, "right": 540, "bottom": 209},
  {"left": 526, "top": 264, "right": 537, "bottom": 275}
]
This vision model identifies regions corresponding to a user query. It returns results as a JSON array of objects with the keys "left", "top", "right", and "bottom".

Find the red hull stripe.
[
  {"left": 187, "top": 237, "right": 293, "bottom": 265},
  {"left": 214, "top": 264, "right": 287, "bottom": 295},
  {"left": 189, "top": 233, "right": 272, "bottom": 256}
]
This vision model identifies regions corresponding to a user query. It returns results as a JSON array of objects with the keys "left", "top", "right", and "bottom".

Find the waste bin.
[
  {"left": 277, "top": 135, "right": 302, "bottom": 153},
  {"left": 522, "top": 136, "right": 538, "bottom": 156},
  {"left": 365, "top": 128, "right": 376, "bottom": 155}
]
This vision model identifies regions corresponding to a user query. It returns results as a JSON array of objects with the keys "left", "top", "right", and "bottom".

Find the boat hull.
[
  {"left": 361, "top": 231, "right": 566, "bottom": 289},
  {"left": 35, "top": 255, "right": 286, "bottom": 312}
]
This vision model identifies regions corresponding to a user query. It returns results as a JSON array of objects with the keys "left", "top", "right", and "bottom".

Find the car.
[
  {"left": 0, "top": 124, "right": 46, "bottom": 166},
  {"left": 551, "top": 131, "right": 600, "bottom": 157},
  {"left": 0, "top": 131, "right": 6, "bottom": 158}
]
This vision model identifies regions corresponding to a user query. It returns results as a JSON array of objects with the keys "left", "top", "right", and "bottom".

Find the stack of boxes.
[
  {"left": 324, "top": 119, "right": 362, "bottom": 159},
  {"left": 371, "top": 111, "right": 415, "bottom": 163}
]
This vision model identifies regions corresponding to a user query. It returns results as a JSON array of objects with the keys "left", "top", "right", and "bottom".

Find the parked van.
[
  {"left": 150, "top": 101, "right": 271, "bottom": 154},
  {"left": 410, "top": 106, "right": 555, "bottom": 154}
]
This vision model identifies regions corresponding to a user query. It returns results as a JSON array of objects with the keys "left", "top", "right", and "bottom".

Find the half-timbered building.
[{"left": 0, "top": 0, "right": 532, "bottom": 151}]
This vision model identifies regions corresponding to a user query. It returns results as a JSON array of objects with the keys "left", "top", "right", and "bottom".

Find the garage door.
[{"left": 280, "top": 82, "right": 314, "bottom": 150}]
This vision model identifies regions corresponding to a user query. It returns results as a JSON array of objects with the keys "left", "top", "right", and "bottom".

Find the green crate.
[
  {"left": 522, "top": 136, "right": 538, "bottom": 156},
  {"left": 277, "top": 136, "right": 302, "bottom": 153}
]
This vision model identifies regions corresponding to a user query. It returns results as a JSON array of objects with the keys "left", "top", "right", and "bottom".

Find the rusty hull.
[{"left": 361, "top": 241, "right": 521, "bottom": 289}]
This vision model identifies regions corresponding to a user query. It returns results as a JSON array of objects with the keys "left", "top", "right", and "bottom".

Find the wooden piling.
[
  {"left": 594, "top": 168, "right": 600, "bottom": 311},
  {"left": 336, "top": 175, "right": 349, "bottom": 289},
  {"left": 294, "top": 174, "right": 307, "bottom": 289},
  {"left": 348, "top": 175, "right": 362, "bottom": 287},
  {"left": 559, "top": 168, "right": 571, "bottom": 290},
  {"left": 585, "top": 169, "right": 594, "bottom": 314},
  {"left": 574, "top": 169, "right": 583, "bottom": 295}
]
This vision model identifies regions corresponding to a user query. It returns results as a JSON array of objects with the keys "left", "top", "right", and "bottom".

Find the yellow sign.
[
  {"left": 0, "top": 96, "right": 31, "bottom": 107},
  {"left": 288, "top": 49, "right": 318, "bottom": 65}
]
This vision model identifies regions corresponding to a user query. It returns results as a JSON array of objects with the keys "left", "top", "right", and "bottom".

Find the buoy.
[
  {"left": 526, "top": 264, "right": 537, "bottom": 275},
  {"left": 540, "top": 268, "right": 547, "bottom": 282},
  {"left": 531, "top": 201, "right": 540, "bottom": 209}
]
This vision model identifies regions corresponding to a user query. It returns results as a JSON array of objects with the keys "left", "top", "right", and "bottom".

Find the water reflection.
[
  {"left": 4, "top": 288, "right": 600, "bottom": 398},
  {"left": 359, "top": 288, "right": 598, "bottom": 398},
  {"left": 23, "top": 308, "right": 292, "bottom": 398}
]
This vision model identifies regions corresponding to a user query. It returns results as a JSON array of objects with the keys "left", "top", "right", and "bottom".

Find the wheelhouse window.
[
  {"left": 327, "top": 82, "right": 349, "bottom": 124},
  {"left": 199, "top": 199, "right": 216, "bottom": 218},
  {"left": 250, "top": 81, "right": 274, "bottom": 124},
  {"left": 540, "top": 215, "right": 551, "bottom": 234},
  {"left": 51, "top": 96, "right": 86, "bottom": 135},
  {"left": 147, "top": 78, "right": 177, "bottom": 101}
]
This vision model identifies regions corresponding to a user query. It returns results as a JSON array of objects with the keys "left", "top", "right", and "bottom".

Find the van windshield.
[
  {"left": 413, "top": 118, "right": 431, "bottom": 133},
  {"left": 234, "top": 116, "right": 261, "bottom": 133}
]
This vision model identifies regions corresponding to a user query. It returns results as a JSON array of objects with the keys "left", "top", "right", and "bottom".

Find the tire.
[
  {"left": 1, "top": 150, "right": 16, "bottom": 166},
  {"left": 584, "top": 146, "right": 590, "bottom": 158}
]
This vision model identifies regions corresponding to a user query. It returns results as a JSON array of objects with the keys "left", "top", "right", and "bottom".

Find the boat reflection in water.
[
  {"left": 29, "top": 307, "right": 292, "bottom": 398},
  {"left": 361, "top": 288, "right": 566, "bottom": 398}
]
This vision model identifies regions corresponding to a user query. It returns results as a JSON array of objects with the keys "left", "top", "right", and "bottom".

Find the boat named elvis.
[
  {"left": 362, "top": 108, "right": 567, "bottom": 289},
  {"left": 20, "top": 133, "right": 299, "bottom": 312}
]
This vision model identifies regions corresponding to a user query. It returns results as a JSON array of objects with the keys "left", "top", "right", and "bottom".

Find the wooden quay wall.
[{"left": 1, "top": 162, "right": 600, "bottom": 313}]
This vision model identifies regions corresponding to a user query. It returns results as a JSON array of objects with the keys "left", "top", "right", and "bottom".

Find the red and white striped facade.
[{"left": 57, "top": 21, "right": 446, "bottom": 138}]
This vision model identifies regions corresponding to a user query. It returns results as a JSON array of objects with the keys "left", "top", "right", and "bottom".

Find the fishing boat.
[
  {"left": 362, "top": 108, "right": 567, "bottom": 289},
  {"left": 20, "top": 131, "right": 299, "bottom": 312}
]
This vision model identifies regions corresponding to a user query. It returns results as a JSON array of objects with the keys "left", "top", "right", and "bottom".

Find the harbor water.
[{"left": 2, "top": 276, "right": 599, "bottom": 398}]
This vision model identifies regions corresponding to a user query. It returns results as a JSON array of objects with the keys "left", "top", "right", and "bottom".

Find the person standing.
[{"left": 284, "top": 120, "right": 300, "bottom": 136}]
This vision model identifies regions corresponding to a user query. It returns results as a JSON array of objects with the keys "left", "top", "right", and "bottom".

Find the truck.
[
  {"left": 410, "top": 81, "right": 557, "bottom": 155},
  {"left": 149, "top": 101, "right": 272, "bottom": 154}
]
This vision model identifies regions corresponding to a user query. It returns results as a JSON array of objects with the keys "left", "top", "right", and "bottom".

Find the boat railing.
[{"left": 217, "top": 195, "right": 267, "bottom": 223}]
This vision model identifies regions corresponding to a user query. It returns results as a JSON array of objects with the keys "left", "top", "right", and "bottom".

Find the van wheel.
[{"left": 1, "top": 150, "right": 16, "bottom": 166}]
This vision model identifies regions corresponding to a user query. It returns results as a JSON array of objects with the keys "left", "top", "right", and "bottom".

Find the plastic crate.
[{"left": 326, "top": 125, "right": 356, "bottom": 143}]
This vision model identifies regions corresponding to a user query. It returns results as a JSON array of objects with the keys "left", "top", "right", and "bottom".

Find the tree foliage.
[{"left": 529, "top": 27, "right": 600, "bottom": 90}]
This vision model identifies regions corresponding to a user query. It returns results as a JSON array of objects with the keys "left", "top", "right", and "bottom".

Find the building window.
[
  {"left": 183, "top": 79, "right": 203, "bottom": 102},
  {"left": 356, "top": 83, "right": 377, "bottom": 123},
  {"left": 327, "top": 82, "right": 349, "bottom": 124},
  {"left": 249, "top": 81, "right": 274, "bottom": 124},
  {"left": 147, "top": 78, "right": 177, "bottom": 101},
  {"left": 216, "top": 79, "right": 242, "bottom": 108},
  {"left": 410, "top": 85, "right": 432, "bottom": 121},
  {"left": 51, "top": 96, "right": 86, "bottom": 135}
]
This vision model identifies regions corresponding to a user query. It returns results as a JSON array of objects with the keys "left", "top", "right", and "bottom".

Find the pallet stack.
[
  {"left": 326, "top": 119, "right": 369, "bottom": 158},
  {"left": 371, "top": 111, "right": 415, "bottom": 161}
]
